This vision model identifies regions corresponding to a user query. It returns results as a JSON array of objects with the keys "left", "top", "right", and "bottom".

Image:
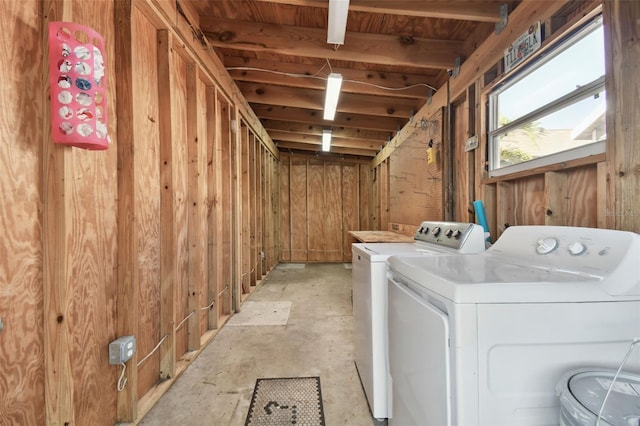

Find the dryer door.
[{"left": 387, "top": 274, "right": 451, "bottom": 426}]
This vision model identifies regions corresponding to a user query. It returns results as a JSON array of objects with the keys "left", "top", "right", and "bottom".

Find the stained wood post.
[
  {"left": 206, "top": 87, "right": 219, "bottom": 330},
  {"left": 157, "top": 29, "right": 176, "bottom": 380},
  {"left": 114, "top": 0, "right": 138, "bottom": 420},
  {"left": 42, "top": 1, "right": 75, "bottom": 424},
  {"left": 603, "top": 0, "right": 640, "bottom": 232},
  {"left": 185, "top": 63, "right": 202, "bottom": 351}
]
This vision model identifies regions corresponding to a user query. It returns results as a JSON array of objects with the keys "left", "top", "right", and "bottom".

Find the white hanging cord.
[
  {"left": 595, "top": 338, "right": 640, "bottom": 426},
  {"left": 117, "top": 362, "right": 127, "bottom": 392},
  {"left": 225, "top": 66, "right": 438, "bottom": 92},
  {"left": 326, "top": 58, "right": 333, "bottom": 73}
]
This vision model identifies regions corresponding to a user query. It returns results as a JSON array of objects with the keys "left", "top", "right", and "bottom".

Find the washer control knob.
[
  {"left": 445, "top": 228, "right": 454, "bottom": 238},
  {"left": 452, "top": 230, "right": 462, "bottom": 239},
  {"left": 568, "top": 241, "right": 586, "bottom": 255},
  {"left": 536, "top": 238, "right": 558, "bottom": 254},
  {"left": 431, "top": 226, "right": 441, "bottom": 237}
]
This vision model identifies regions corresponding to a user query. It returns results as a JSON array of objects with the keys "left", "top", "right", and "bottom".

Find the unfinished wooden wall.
[
  {"left": 370, "top": 109, "right": 444, "bottom": 235},
  {"left": 371, "top": 0, "right": 633, "bottom": 243},
  {"left": 0, "top": 0, "right": 280, "bottom": 424},
  {"left": 279, "top": 153, "right": 370, "bottom": 262}
]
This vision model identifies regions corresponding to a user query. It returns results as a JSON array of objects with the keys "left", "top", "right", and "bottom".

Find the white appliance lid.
[
  {"left": 387, "top": 253, "right": 638, "bottom": 303},
  {"left": 353, "top": 242, "right": 445, "bottom": 261},
  {"left": 387, "top": 225, "right": 640, "bottom": 303}
]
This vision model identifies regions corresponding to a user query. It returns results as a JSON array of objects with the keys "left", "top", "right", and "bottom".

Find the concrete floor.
[{"left": 140, "top": 263, "right": 385, "bottom": 426}]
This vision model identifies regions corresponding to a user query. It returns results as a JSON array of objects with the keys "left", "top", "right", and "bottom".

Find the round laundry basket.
[{"left": 556, "top": 368, "right": 640, "bottom": 426}]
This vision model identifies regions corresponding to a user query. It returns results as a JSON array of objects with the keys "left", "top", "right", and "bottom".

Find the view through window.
[{"left": 488, "top": 16, "right": 605, "bottom": 176}]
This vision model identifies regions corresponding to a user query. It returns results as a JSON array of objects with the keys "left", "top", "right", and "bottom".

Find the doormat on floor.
[{"left": 245, "top": 377, "right": 325, "bottom": 426}]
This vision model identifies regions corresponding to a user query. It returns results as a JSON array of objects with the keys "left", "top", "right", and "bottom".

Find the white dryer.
[
  {"left": 386, "top": 225, "right": 640, "bottom": 426},
  {"left": 352, "top": 221, "right": 486, "bottom": 419}
]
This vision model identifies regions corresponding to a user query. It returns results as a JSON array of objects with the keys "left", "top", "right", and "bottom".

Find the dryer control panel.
[{"left": 413, "top": 221, "right": 485, "bottom": 253}]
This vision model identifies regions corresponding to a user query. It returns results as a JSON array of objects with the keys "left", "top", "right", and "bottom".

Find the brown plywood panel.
[
  {"left": 307, "top": 160, "right": 325, "bottom": 261},
  {"left": 379, "top": 160, "right": 390, "bottom": 229},
  {"left": 453, "top": 100, "right": 472, "bottom": 222},
  {"left": 241, "top": 125, "right": 251, "bottom": 296},
  {"left": 372, "top": 165, "right": 381, "bottom": 230},
  {"left": 342, "top": 164, "right": 358, "bottom": 261},
  {"left": 290, "top": 159, "right": 308, "bottom": 261},
  {"left": 280, "top": 155, "right": 291, "bottom": 261},
  {"left": 325, "top": 164, "right": 342, "bottom": 262},
  {"left": 196, "top": 75, "right": 209, "bottom": 338},
  {"left": 499, "top": 176, "right": 545, "bottom": 230},
  {"left": 0, "top": 2, "right": 45, "bottom": 424},
  {"left": 219, "top": 101, "right": 232, "bottom": 316},
  {"left": 389, "top": 109, "right": 443, "bottom": 226},
  {"left": 132, "top": 8, "right": 162, "bottom": 400},
  {"left": 171, "top": 45, "right": 190, "bottom": 361},
  {"left": 257, "top": 146, "right": 264, "bottom": 277},
  {"left": 546, "top": 167, "right": 598, "bottom": 228},
  {"left": 359, "top": 164, "right": 371, "bottom": 230},
  {"left": 249, "top": 135, "right": 258, "bottom": 284},
  {"left": 205, "top": 87, "right": 218, "bottom": 330}
]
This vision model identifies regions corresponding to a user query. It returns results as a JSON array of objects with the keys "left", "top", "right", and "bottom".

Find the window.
[{"left": 488, "top": 16, "right": 605, "bottom": 176}]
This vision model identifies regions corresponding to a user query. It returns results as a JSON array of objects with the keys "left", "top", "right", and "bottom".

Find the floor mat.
[
  {"left": 245, "top": 377, "right": 325, "bottom": 426},
  {"left": 226, "top": 301, "right": 291, "bottom": 326}
]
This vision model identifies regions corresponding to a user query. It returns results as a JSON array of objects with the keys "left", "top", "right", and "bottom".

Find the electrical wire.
[
  {"left": 595, "top": 338, "right": 640, "bottom": 426},
  {"left": 175, "top": 310, "right": 196, "bottom": 331},
  {"left": 137, "top": 333, "right": 169, "bottom": 367},
  {"left": 225, "top": 66, "right": 438, "bottom": 92},
  {"left": 117, "top": 363, "right": 127, "bottom": 392}
]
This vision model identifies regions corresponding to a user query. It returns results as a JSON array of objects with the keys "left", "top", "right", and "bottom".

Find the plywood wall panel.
[
  {"left": 217, "top": 101, "right": 232, "bottom": 316},
  {"left": 359, "top": 164, "right": 371, "bottom": 230},
  {"left": 545, "top": 167, "right": 598, "bottom": 228},
  {"left": 241, "top": 125, "right": 251, "bottom": 296},
  {"left": 280, "top": 155, "right": 291, "bottom": 261},
  {"left": 132, "top": 7, "right": 162, "bottom": 399},
  {"left": 0, "top": 2, "right": 45, "bottom": 424},
  {"left": 290, "top": 159, "right": 308, "bottom": 261},
  {"left": 196, "top": 75, "right": 209, "bottom": 338},
  {"left": 257, "top": 145, "right": 264, "bottom": 277},
  {"left": 249, "top": 135, "right": 258, "bottom": 284},
  {"left": 325, "top": 164, "right": 342, "bottom": 261},
  {"left": 307, "top": 160, "right": 325, "bottom": 261},
  {"left": 342, "top": 164, "right": 358, "bottom": 261},
  {"left": 453, "top": 100, "right": 472, "bottom": 222},
  {"left": 170, "top": 44, "right": 190, "bottom": 363},
  {"left": 389, "top": 109, "right": 443, "bottom": 227}
]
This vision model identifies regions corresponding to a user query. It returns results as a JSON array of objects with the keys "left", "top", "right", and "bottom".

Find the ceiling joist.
[
  {"left": 250, "top": 0, "right": 505, "bottom": 22},
  {"left": 260, "top": 119, "right": 392, "bottom": 142},
  {"left": 201, "top": 18, "right": 463, "bottom": 69},
  {"left": 238, "top": 81, "right": 421, "bottom": 118},
  {"left": 275, "top": 141, "right": 378, "bottom": 157}
]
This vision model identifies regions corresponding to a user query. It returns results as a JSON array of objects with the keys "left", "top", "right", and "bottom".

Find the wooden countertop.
[{"left": 348, "top": 231, "right": 415, "bottom": 243}]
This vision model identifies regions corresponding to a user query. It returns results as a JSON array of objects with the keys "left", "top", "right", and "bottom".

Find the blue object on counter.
[{"left": 473, "top": 200, "right": 491, "bottom": 245}]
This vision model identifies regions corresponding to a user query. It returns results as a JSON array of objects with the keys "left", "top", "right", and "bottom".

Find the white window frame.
[{"left": 487, "top": 17, "right": 605, "bottom": 177}]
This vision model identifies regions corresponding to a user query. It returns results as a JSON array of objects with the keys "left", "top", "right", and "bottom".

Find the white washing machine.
[
  {"left": 386, "top": 225, "right": 640, "bottom": 426},
  {"left": 352, "top": 221, "right": 486, "bottom": 419}
]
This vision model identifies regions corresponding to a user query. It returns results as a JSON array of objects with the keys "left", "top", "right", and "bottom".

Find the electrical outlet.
[{"left": 109, "top": 336, "right": 136, "bottom": 365}]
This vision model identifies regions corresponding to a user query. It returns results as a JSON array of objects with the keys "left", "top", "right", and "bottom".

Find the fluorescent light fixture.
[
  {"left": 322, "top": 130, "right": 332, "bottom": 152},
  {"left": 327, "top": 0, "right": 350, "bottom": 44},
  {"left": 323, "top": 73, "right": 343, "bottom": 120}
]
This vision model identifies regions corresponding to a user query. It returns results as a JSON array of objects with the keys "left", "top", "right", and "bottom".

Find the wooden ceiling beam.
[
  {"left": 224, "top": 57, "right": 435, "bottom": 99},
  {"left": 252, "top": 104, "right": 406, "bottom": 132},
  {"left": 268, "top": 130, "right": 384, "bottom": 150},
  {"left": 250, "top": 0, "right": 504, "bottom": 22},
  {"left": 201, "top": 18, "right": 462, "bottom": 69},
  {"left": 275, "top": 141, "right": 378, "bottom": 157},
  {"left": 261, "top": 119, "right": 392, "bottom": 142},
  {"left": 239, "top": 82, "right": 421, "bottom": 118}
]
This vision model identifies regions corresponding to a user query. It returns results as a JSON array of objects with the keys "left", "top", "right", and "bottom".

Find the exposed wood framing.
[{"left": 202, "top": 18, "right": 463, "bottom": 70}]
